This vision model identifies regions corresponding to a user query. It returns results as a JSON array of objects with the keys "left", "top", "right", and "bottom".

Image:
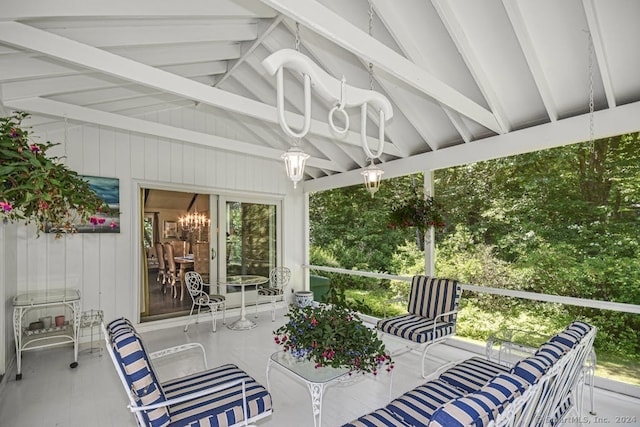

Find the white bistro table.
[
  {"left": 220, "top": 275, "right": 268, "bottom": 330},
  {"left": 266, "top": 351, "right": 393, "bottom": 427},
  {"left": 13, "top": 288, "right": 81, "bottom": 380}
]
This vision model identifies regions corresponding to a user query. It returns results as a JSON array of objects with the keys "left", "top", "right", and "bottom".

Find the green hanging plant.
[
  {"left": 0, "top": 111, "right": 109, "bottom": 238},
  {"left": 388, "top": 193, "right": 446, "bottom": 249}
]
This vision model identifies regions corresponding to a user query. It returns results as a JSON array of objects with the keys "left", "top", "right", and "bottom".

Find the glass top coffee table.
[{"left": 266, "top": 351, "right": 393, "bottom": 427}]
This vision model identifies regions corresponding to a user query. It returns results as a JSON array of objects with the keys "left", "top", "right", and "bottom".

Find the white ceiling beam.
[
  {"left": 372, "top": 0, "right": 472, "bottom": 144},
  {"left": 0, "top": 0, "right": 277, "bottom": 20},
  {"left": 432, "top": 0, "right": 511, "bottom": 132},
  {"left": 259, "top": 0, "right": 503, "bottom": 134},
  {"left": 216, "top": 15, "right": 284, "bottom": 87},
  {"left": 6, "top": 96, "right": 338, "bottom": 172},
  {"left": 0, "top": 21, "right": 382, "bottom": 150},
  {"left": 501, "top": 0, "right": 559, "bottom": 122},
  {"left": 41, "top": 23, "right": 258, "bottom": 48},
  {"left": 1, "top": 62, "right": 226, "bottom": 100},
  {"left": 305, "top": 100, "right": 640, "bottom": 193},
  {"left": 582, "top": 0, "right": 616, "bottom": 109}
]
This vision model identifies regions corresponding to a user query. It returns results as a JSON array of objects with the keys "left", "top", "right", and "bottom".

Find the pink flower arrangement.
[{"left": 274, "top": 304, "right": 393, "bottom": 375}]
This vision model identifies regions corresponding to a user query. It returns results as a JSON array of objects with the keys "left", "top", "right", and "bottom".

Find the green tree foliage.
[{"left": 310, "top": 133, "right": 640, "bottom": 361}]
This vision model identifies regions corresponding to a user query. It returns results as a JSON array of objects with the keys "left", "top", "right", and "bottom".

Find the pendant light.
[
  {"left": 281, "top": 143, "right": 309, "bottom": 189},
  {"left": 361, "top": 160, "right": 384, "bottom": 197}
]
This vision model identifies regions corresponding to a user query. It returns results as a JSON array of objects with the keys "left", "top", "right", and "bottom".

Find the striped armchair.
[
  {"left": 377, "top": 276, "right": 462, "bottom": 378},
  {"left": 103, "top": 318, "right": 272, "bottom": 427}
]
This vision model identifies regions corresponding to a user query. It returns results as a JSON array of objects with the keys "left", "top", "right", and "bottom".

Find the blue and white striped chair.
[
  {"left": 377, "top": 276, "right": 462, "bottom": 377},
  {"left": 103, "top": 318, "right": 272, "bottom": 427}
]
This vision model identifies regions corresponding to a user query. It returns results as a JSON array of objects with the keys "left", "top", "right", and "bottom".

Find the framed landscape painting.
[{"left": 45, "top": 175, "right": 120, "bottom": 234}]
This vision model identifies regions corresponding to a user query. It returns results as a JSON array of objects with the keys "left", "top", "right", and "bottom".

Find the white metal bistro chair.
[
  {"left": 255, "top": 266, "right": 291, "bottom": 321},
  {"left": 184, "top": 271, "right": 226, "bottom": 332}
]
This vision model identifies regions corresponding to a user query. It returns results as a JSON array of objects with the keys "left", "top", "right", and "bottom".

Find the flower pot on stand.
[{"left": 55, "top": 315, "right": 65, "bottom": 327}]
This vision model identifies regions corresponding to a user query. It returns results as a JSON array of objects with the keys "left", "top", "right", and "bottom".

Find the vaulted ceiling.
[{"left": 1, "top": 0, "right": 639, "bottom": 192}]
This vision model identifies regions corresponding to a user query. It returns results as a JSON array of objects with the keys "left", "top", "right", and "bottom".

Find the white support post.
[{"left": 424, "top": 172, "right": 435, "bottom": 276}]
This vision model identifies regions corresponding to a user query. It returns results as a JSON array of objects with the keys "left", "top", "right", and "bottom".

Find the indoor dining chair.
[{"left": 154, "top": 242, "right": 168, "bottom": 293}]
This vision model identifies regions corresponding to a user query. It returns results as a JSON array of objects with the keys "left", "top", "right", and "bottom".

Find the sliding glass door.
[
  {"left": 140, "top": 189, "right": 281, "bottom": 321},
  {"left": 221, "top": 198, "right": 280, "bottom": 307}
]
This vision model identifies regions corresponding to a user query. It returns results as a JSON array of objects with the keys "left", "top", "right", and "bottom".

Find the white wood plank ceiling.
[{"left": 1, "top": 0, "right": 639, "bottom": 192}]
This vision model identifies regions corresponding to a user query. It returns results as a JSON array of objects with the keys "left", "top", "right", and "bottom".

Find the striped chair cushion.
[
  {"left": 342, "top": 408, "right": 410, "bottom": 427},
  {"left": 107, "top": 317, "right": 136, "bottom": 337},
  {"left": 511, "top": 356, "right": 551, "bottom": 385},
  {"left": 535, "top": 342, "right": 568, "bottom": 365},
  {"left": 163, "top": 363, "right": 272, "bottom": 427},
  {"left": 407, "top": 276, "right": 460, "bottom": 322},
  {"left": 438, "top": 357, "right": 510, "bottom": 394},
  {"left": 550, "top": 329, "right": 582, "bottom": 349},
  {"left": 568, "top": 321, "right": 592, "bottom": 337},
  {"left": 385, "top": 379, "right": 465, "bottom": 426},
  {"left": 376, "top": 314, "right": 455, "bottom": 344},
  {"left": 429, "top": 373, "right": 527, "bottom": 427},
  {"left": 257, "top": 288, "right": 283, "bottom": 296},
  {"left": 111, "top": 330, "right": 171, "bottom": 427}
]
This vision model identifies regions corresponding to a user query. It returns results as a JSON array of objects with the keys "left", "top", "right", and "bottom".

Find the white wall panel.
[{"left": 9, "top": 111, "right": 299, "bottom": 332}]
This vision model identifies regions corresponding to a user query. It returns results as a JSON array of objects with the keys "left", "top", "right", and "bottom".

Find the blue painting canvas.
[
  {"left": 45, "top": 175, "right": 120, "bottom": 234},
  {"left": 80, "top": 175, "right": 120, "bottom": 233}
]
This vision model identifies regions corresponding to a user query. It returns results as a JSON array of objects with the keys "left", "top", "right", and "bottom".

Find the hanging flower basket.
[
  {"left": 388, "top": 194, "right": 446, "bottom": 237},
  {"left": 274, "top": 304, "right": 394, "bottom": 375},
  {"left": 0, "top": 112, "right": 109, "bottom": 237}
]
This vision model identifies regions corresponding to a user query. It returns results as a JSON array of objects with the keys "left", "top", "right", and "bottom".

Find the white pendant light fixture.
[
  {"left": 262, "top": 20, "right": 393, "bottom": 190},
  {"left": 361, "top": 0, "right": 384, "bottom": 197},
  {"left": 281, "top": 144, "right": 309, "bottom": 189},
  {"left": 361, "top": 160, "right": 384, "bottom": 197}
]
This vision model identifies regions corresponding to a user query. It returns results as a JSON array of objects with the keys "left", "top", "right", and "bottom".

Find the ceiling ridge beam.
[
  {"left": 6, "top": 97, "right": 338, "bottom": 171},
  {"left": 259, "top": 0, "right": 503, "bottom": 134},
  {"left": 0, "top": 21, "right": 393, "bottom": 155}
]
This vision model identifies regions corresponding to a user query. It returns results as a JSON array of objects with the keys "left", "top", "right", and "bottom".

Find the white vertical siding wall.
[{"left": 4, "top": 109, "right": 306, "bottom": 340}]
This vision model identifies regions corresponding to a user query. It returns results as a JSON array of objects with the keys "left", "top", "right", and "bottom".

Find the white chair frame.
[
  {"left": 184, "top": 271, "right": 226, "bottom": 332},
  {"left": 255, "top": 266, "right": 291, "bottom": 321}
]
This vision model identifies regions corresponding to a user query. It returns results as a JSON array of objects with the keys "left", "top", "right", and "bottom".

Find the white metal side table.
[
  {"left": 220, "top": 275, "right": 268, "bottom": 330},
  {"left": 267, "top": 351, "right": 393, "bottom": 427},
  {"left": 13, "top": 288, "right": 81, "bottom": 380}
]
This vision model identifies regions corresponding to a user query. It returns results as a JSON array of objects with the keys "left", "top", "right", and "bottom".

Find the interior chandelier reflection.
[{"left": 179, "top": 212, "right": 210, "bottom": 233}]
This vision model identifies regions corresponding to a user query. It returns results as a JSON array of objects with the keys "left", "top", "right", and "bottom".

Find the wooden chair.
[
  {"left": 184, "top": 271, "right": 226, "bottom": 332},
  {"left": 163, "top": 242, "right": 178, "bottom": 298},
  {"left": 377, "top": 275, "right": 462, "bottom": 377},
  {"left": 153, "top": 242, "right": 168, "bottom": 293},
  {"left": 255, "top": 266, "right": 291, "bottom": 322}
]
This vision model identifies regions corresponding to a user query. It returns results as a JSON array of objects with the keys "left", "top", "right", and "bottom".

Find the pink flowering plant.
[
  {"left": 274, "top": 304, "right": 394, "bottom": 375},
  {"left": 0, "top": 112, "right": 109, "bottom": 237},
  {"left": 388, "top": 194, "right": 446, "bottom": 237}
]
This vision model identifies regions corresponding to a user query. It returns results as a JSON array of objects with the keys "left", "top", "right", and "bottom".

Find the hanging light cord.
[{"left": 368, "top": 0, "right": 374, "bottom": 91}]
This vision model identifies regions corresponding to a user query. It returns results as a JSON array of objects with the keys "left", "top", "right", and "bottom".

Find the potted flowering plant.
[
  {"left": 273, "top": 304, "right": 393, "bottom": 375},
  {"left": 0, "top": 112, "right": 109, "bottom": 238}
]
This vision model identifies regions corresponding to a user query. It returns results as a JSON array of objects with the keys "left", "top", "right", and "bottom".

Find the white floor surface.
[{"left": 1, "top": 309, "right": 638, "bottom": 427}]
